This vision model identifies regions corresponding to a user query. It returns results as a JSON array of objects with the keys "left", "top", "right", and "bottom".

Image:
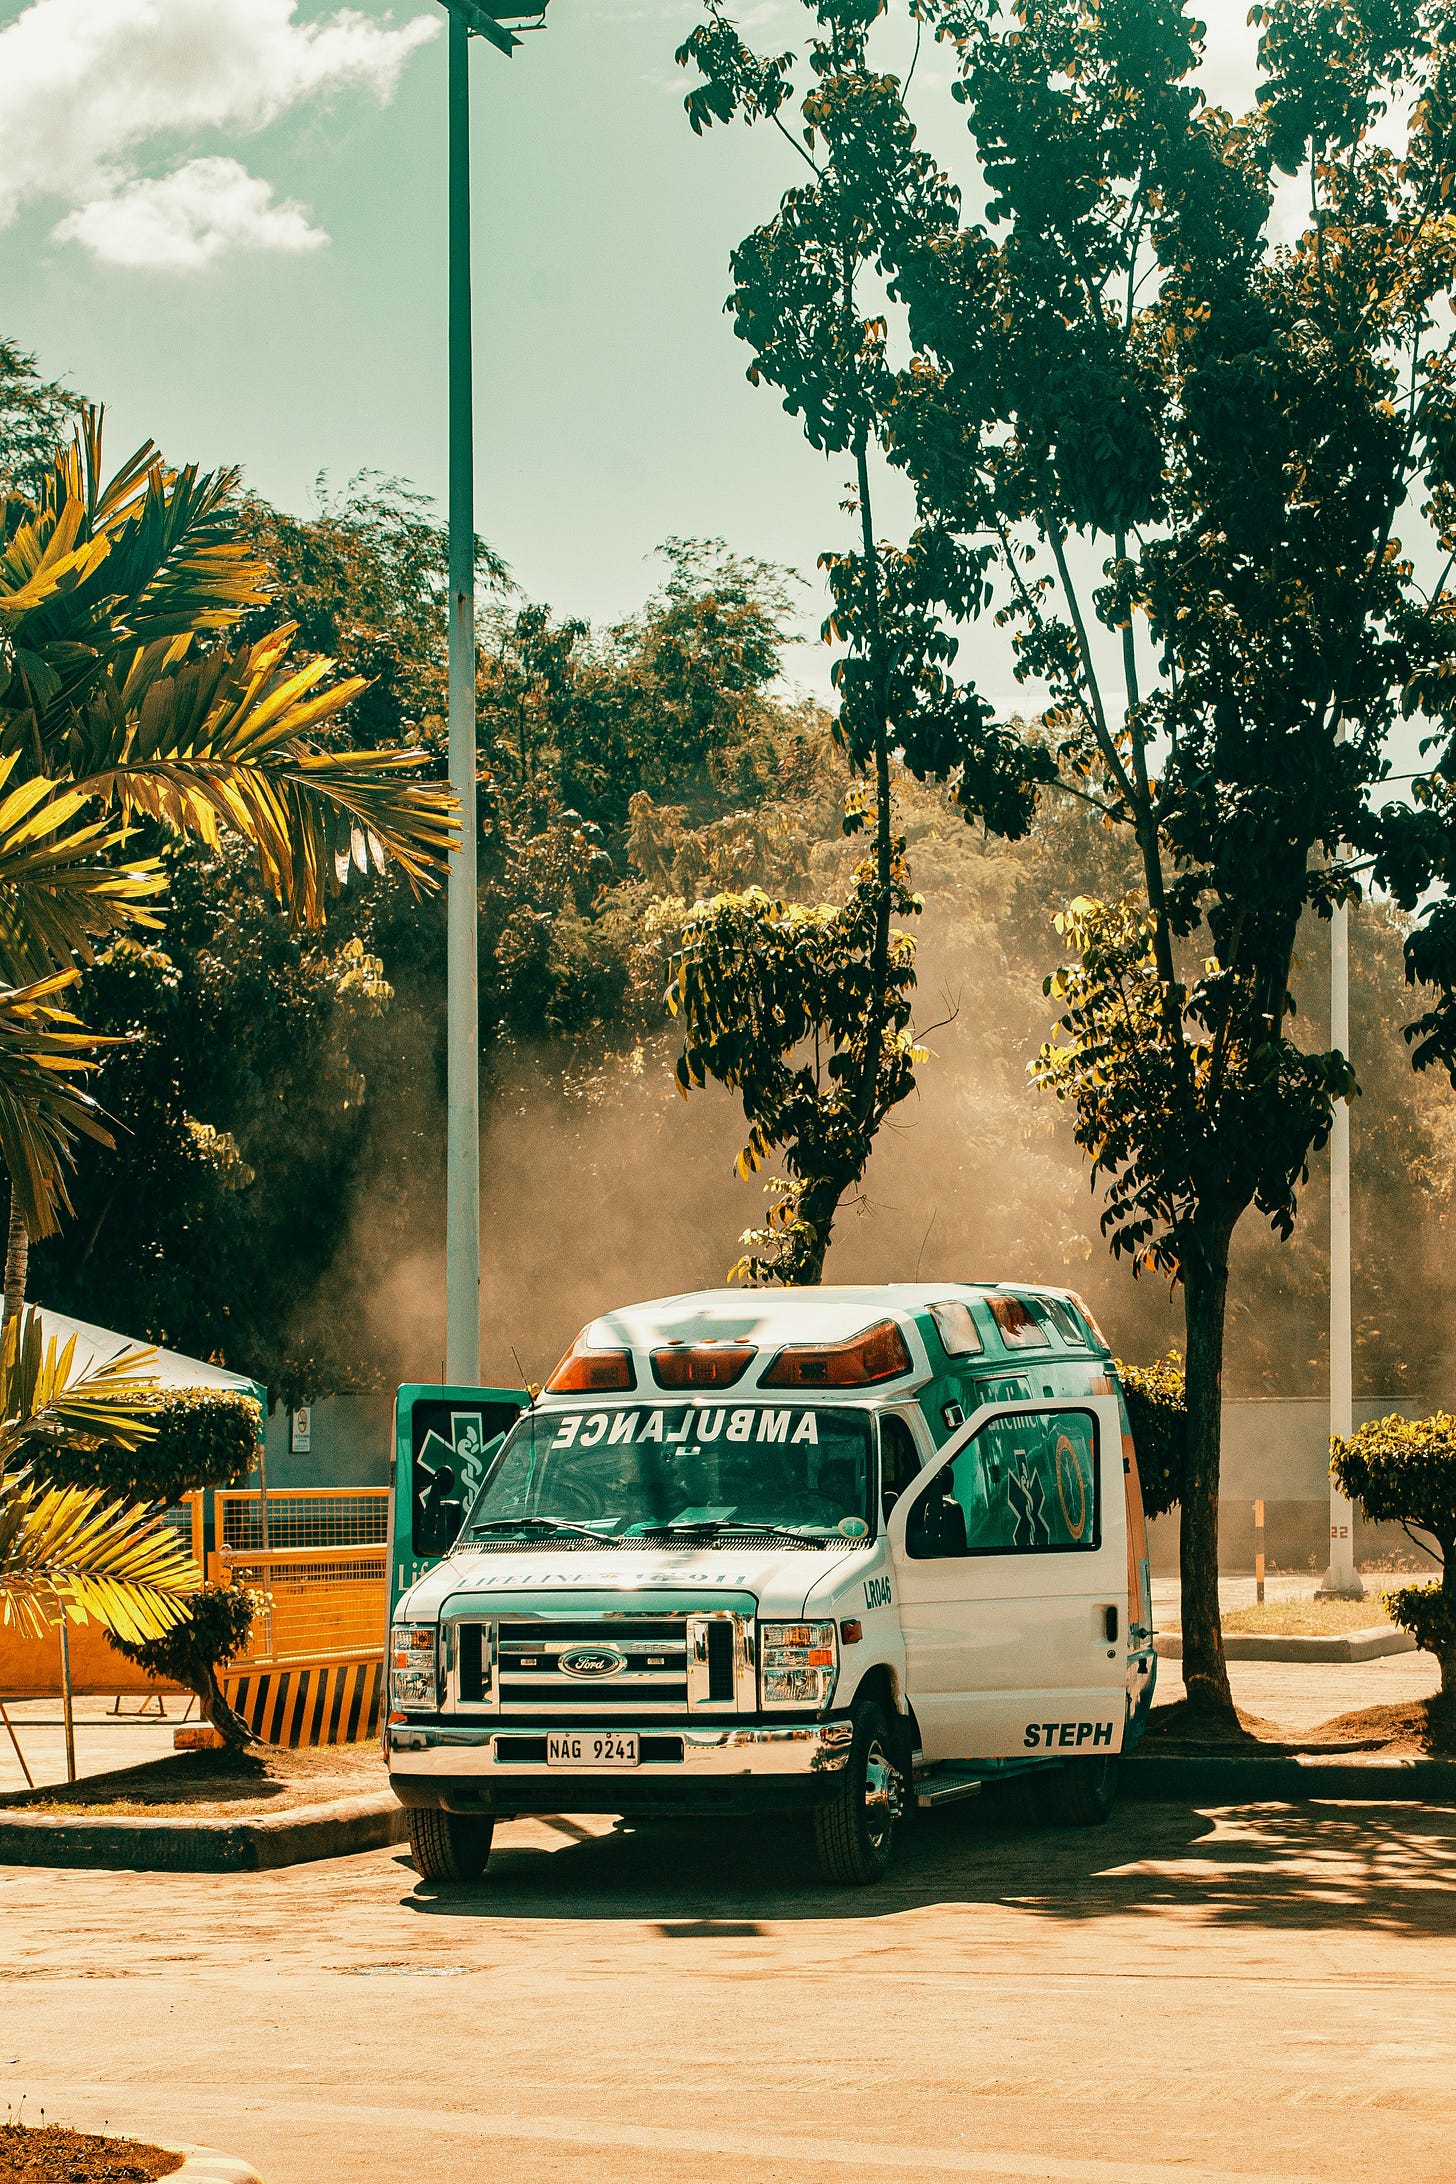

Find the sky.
[{"left": 0, "top": 0, "right": 1268, "bottom": 708}]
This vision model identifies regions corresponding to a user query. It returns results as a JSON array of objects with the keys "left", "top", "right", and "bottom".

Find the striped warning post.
[{"left": 220, "top": 1655, "right": 383, "bottom": 1748}]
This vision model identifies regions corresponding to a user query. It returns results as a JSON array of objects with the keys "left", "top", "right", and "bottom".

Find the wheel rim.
[{"left": 862, "top": 1737, "right": 901, "bottom": 1851}]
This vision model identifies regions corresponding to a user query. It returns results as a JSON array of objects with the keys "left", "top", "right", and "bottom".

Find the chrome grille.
[
  {"left": 445, "top": 1611, "right": 753, "bottom": 1718},
  {"left": 500, "top": 1617, "right": 688, "bottom": 1716}
]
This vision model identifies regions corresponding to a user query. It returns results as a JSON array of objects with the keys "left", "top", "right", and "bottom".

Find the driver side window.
[{"left": 906, "top": 1409, "right": 1100, "bottom": 1560}]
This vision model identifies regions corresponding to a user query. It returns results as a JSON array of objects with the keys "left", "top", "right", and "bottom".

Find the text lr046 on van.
[{"left": 384, "top": 1281, "right": 1156, "bottom": 1887}]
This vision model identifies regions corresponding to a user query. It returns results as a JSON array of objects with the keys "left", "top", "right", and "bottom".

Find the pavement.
[
  {"left": 3, "top": 1782, "right": 1454, "bottom": 2184},
  {"left": 0, "top": 1693, "right": 189, "bottom": 1795},
  {"left": 1153, "top": 1648, "right": 1440, "bottom": 1732}
]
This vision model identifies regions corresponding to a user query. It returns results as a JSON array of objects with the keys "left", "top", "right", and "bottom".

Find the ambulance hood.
[{"left": 397, "top": 1539, "right": 875, "bottom": 1623}]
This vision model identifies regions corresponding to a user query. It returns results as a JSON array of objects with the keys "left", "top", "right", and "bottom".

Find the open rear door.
[{"left": 391, "top": 1383, "right": 530, "bottom": 1614}]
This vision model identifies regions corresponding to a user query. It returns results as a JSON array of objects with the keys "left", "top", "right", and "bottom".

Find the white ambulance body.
[{"left": 386, "top": 1282, "right": 1156, "bottom": 1885}]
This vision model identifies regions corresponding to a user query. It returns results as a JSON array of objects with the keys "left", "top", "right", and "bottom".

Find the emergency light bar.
[
  {"left": 761, "top": 1319, "right": 912, "bottom": 1388},
  {"left": 544, "top": 1340, "right": 635, "bottom": 1393},
  {"left": 651, "top": 1342, "right": 755, "bottom": 1390}
]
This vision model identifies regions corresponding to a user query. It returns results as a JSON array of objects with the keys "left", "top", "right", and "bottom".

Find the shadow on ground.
[{"left": 396, "top": 1784, "right": 1456, "bottom": 1936}]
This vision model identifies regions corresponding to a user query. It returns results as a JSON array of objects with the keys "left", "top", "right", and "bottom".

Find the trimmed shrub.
[
  {"left": 33, "top": 1385, "right": 261, "bottom": 1500},
  {"left": 1117, "top": 1351, "right": 1186, "bottom": 1520},
  {"left": 1331, "top": 1412, "right": 1456, "bottom": 1695}
]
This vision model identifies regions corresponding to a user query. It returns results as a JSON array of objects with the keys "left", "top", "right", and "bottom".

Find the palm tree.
[
  {"left": 0, "top": 412, "right": 459, "bottom": 1304},
  {"left": 0, "top": 1305, "right": 197, "bottom": 1646},
  {"left": 0, "top": 413, "right": 459, "bottom": 1647}
]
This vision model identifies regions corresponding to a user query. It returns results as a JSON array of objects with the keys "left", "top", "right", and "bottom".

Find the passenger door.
[
  {"left": 887, "top": 1396, "right": 1127, "bottom": 1762},
  {"left": 391, "top": 1383, "right": 530, "bottom": 1613}
]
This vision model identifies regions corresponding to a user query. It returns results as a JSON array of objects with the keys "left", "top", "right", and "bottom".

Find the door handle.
[{"left": 1101, "top": 1604, "right": 1119, "bottom": 1643}]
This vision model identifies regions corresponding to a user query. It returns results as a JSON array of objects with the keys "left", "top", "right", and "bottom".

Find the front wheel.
[
  {"left": 407, "top": 1807, "right": 495, "bottom": 1881},
  {"left": 812, "top": 1700, "right": 905, "bottom": 1885}
]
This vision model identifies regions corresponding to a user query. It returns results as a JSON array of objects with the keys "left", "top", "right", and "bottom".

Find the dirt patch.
[
  {"left": 1310, "top": 1696, "right": 1456, "bottom": 1756},
  {"left": 1139, "top": 1700, "right": 1395, "bottom": 1756},
  {"left": 0, "top": 1742, "right": 386, "bottom": 1819},
  {"left": 0, "top": 2123, "right": 181, "bottom": 2182},
  {"left": 1218, "top": 1598, "right": 1395, "bottom": 1637}
]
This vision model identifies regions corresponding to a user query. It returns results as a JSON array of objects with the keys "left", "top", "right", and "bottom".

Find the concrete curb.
[
  {"left": 168, "top": 2145, "right": 266, "bottom": 2184},
  {"left": 1126, "top": 1752, "right": 1456, "bottom": 1802},
  {"left": 1154, "top": 1626, "right": 1417, "bottom": 1662},
  {"left": 0, "top": 1790, "right": 406, "bottom": 1871}
]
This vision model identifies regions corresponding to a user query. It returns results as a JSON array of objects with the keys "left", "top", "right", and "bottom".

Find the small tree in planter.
[
  {"left": 32, "top": 1385, "right": 265, "bottom": 1743},
  {"left": 110, "top": 1581, "right": 262, "bottom": 1747},
  {"left": 1331, "top": 1416, "right": 1456, "bottom": 1697}
]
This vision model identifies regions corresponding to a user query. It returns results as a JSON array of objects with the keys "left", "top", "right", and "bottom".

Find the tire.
[
  {"left": 1040, "top": 1754, "right": 1119, "bottom": 1827},
  {"left": 812, "top": 1699, "right": 905, "bottom": 1886},
  {"left": 407, "top": 1806, "right": 495, "bottom": 1881}
]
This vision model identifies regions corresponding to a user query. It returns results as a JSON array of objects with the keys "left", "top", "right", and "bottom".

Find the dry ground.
[{"left": 4, "top": 1786, "right": 1454, "bottom": 2184}]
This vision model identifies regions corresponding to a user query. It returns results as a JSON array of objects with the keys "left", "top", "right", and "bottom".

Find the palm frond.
[
  {"left": 0, "top": 1477, "right": 197, "bottom": 1643},
  {"left": 0, "top": 751, "right": 164, "bottom": 985},
  {"left": 0, "top": 1305, "right": 159, "bottom": 1473},
  {"left": 71, "top": 624, "right": 457, "bottom": 923},
  {"left": 0, "top": 971, "right": 114, "bottom": 1238}
]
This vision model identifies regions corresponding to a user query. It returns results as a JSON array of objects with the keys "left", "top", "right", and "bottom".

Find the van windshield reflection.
[{"left": 463, "top": 1403, "right": 875, "bottom": 1541}]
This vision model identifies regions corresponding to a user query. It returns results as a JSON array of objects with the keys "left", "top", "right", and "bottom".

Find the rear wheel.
[
  {"left": 812, "top": 1700, "right": 904, "bottom": 1885},
  {"left": 407, "top": 1807, "right": 495, "bottom": 1881},
  {"left": 1039, "top": 1754, "right": 1118, "bottom": 1827}
]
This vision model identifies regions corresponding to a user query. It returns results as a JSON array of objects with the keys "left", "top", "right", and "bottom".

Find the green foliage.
[
  {"left": 1331, "top": 1412, "right": 1456, "bottom": 1559},
  {"left": 1331, "top": 1411, "right": 1456, "bottom": 1688},
  {"left": 32, "top": 1386, "right": 260, "bottom": 1502},
  {"left": 669, "top": 857, "right": 922, "bottom": 1281},
  {"left": 1034, "top": 897, "right": 1354, "bottom": 1278},
  {"left": 0, "top": 339, "right": 80, "bottom": 496},
  {"left": 109, "top": 1580, "right": 260, "bottom": 1746},
  {"left": 1117, "top": 1350, "right": 1187, "bottom": 1522}
]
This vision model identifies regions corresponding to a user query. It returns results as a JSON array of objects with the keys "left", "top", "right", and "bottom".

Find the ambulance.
[{"left": 385, "top": 1282, "right": 1156, "bottom": 1886}]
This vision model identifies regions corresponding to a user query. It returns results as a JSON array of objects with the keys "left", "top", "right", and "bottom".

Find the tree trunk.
[
  {"left": 4, "top": 1190, "right": 28, "bottom": 1326},
  {"left": 1180, "top": 1219, "right": 1236, "bottom": 1721},
  {"left": 197, "top": 1658, "right": 257, "bottom": 1750}
]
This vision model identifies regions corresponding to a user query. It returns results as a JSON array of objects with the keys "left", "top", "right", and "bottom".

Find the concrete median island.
[{"left": 0, "top": 1742, "right": 405, "bottom": 1872}]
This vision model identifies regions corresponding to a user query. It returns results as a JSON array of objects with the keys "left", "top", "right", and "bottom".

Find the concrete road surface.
[{"left": 5, "top": 1785, "right": 1455, "bottom": 2184}]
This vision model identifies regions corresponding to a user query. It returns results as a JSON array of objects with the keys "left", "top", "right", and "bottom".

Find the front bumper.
[{"left": 387, "top": 1717, "right": 853, "bottom": 1818}]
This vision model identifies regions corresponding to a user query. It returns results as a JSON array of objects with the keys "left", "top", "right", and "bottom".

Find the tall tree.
[
  {"left": 0, "top": 415, "right": 457, "bottom": 1314},
  {"left": 680, "top": 0, "right": 1456, "bottom": 1716},
  {"left": 676, "top": 3, "right": 1044, "bottom": 1278}
]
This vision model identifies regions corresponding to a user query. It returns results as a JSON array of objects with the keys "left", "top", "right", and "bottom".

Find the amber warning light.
[
  {"left": 545, "top": 1340, "right": 636, "bottom": 1393},
  {"left": 762, "top": 1319, "right": 911, "bottom": 1388},
  {"left": 652, "top": 1342, "right": 755, "bottom": 1389}
]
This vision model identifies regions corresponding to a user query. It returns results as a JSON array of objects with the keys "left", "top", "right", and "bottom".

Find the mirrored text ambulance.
[{"left": 385, "top": 1282, "right": 1156, "bottom": 1886}]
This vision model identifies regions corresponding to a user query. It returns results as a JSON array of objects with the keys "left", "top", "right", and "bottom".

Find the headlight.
[
  {"left": 390, "top": 1622, "right": 438, "bottom": 1710},
  {"left": 759, "top": 1620, "right": 838, "bottom": 1709}
]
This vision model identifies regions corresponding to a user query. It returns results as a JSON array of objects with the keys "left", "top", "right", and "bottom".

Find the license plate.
[{"left": 547, "top": 1732, "right": 639, "bottom": 1769}]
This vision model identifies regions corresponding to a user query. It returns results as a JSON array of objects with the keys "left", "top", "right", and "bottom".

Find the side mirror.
[
  {"left": 432, "top": 1463, "right": 455, "bottom": 1498},
  {"left": 438, "top": 1497, "right": 464, "bottom": 1546}
]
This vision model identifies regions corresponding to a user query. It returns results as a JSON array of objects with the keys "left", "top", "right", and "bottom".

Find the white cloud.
[
  {"left": 53, "top": 154, "right": 327, "bottom": 271},
  {"left": 0, "top": 0, "right": 438, "bottom": 266}
]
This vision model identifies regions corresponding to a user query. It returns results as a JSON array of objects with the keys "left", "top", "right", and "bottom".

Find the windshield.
[{"left": 463, "top": 1402, "right": 876, "bottom": 1542}]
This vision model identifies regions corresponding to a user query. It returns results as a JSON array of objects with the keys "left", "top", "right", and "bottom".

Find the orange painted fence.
[{"left": 3, "top": 1487, "right": 391, "bottom": 1745}]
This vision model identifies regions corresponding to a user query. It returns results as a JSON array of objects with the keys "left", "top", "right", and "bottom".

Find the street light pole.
[
  {"left": 1323, "top": 714, "right": 1363, "bottom": 1598},
  {"left": 440, "top": 1, "right": 551, "bottom": 1388},
  {"left": 445, "top": 0, "right": 480, "bottom": 1388}
]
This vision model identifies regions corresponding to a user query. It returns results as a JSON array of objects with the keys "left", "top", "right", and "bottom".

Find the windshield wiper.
[
  {"left": 627, "top": 1520, "right": 849, "bottom": 1546},
  {"left": 468, "top": 1516, "right": 611, "bottom": 1543}
]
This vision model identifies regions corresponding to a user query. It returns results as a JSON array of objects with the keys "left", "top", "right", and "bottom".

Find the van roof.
[{"left": 557, "top": 1281, "right": 1106, "bottom": 1397}]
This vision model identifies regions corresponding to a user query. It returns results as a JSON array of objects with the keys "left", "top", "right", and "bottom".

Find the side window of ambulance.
[
  {"left": 906, "top": 1409, "right": 1100, "bottom": 1559},
  {"left": 878, "top": 1414, "right": 923, "bottom": 1523}
]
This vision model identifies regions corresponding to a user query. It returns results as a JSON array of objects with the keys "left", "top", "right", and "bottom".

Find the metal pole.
[
  {"left": 1254, "top": 1498, "right": 1265, "bottom": 1607},
  {"left": 446, "top": 1, "right": 483, "bottom": 1389},
  {"left": 58, "top": 1618, "right": 76, "bottom": 1783},
  {"left": 1324, "top": 863, "right": 1363, "bottom": 1598}
]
